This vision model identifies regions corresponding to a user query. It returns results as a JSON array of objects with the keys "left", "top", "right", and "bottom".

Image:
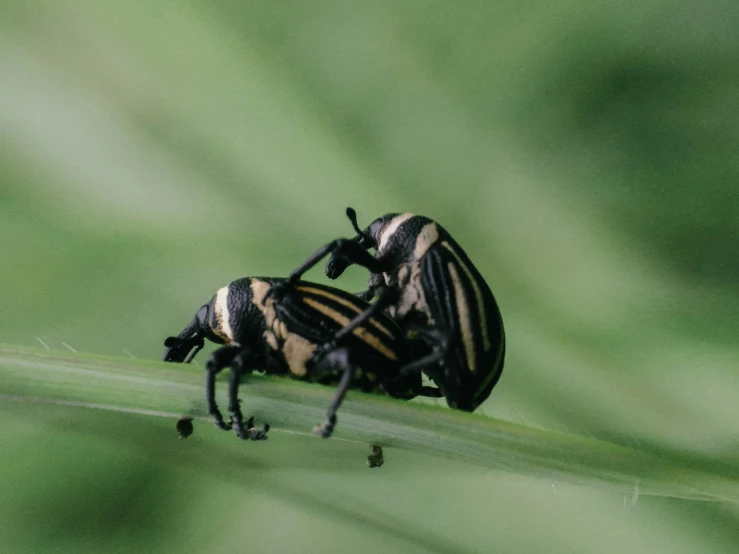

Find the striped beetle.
[
  {"left": 162, "top": 276, "right": 437, "bottom": 439},
  {"left": 286, "top": 208, "right": 505, "bottom": 412}
]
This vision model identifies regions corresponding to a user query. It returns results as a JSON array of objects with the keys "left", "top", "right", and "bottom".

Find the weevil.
[
  {"left": 285, "top": 208, "right": 505, "bottom": 412},
  {"left": 162, "top": 277, "right": 439, "bottom": 439}
]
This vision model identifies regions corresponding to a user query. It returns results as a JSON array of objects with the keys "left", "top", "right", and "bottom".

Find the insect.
[
  {"left": 176, "top": 416, "right": 194, "bottom": 439},
  {"left": 162, "top": 277, "right": 434, "bottom": 439},
  {"left": 285, "top": 208, "right": 506, "bottom": 412}
]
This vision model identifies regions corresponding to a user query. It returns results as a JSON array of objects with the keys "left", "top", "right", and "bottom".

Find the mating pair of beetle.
[{"left": 163, "top": 208, "right": 505, "bottom": 440}]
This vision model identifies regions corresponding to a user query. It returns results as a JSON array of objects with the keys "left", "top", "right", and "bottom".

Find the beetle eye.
[
  {"left": 358, "top": 233, "right": 376, "bottom": 250},
  {"left": 368, "top": 222, "right": 384, "bottom": 245},
  {"left": 195, "top": 304, "right": 210, "bottom": 327}
]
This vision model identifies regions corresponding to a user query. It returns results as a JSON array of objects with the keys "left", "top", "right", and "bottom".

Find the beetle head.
[
  {"left": 346, "top": 207, "right": 399, "bottom": 250},
  {"left": 325, "top": 208, "right": 368, "bottom": 278},
  {"left": 326, "top": 207, "right": 398, "bottom": 278},
  {"left": 163, "top": 304, "right": 210, "bottom": 363}
]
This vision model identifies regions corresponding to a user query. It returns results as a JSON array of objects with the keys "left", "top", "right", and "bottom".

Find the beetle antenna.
[{"left": 346, "top": 207, "right": 367, "bottom": 239}]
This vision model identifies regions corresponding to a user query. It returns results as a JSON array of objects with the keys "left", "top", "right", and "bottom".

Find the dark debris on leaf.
[
  {"left": 367, "top": 444, "right": 384, "bottom": 468},
  {"left": 176, "top": 416, "right": 194, "bottom": 439}
]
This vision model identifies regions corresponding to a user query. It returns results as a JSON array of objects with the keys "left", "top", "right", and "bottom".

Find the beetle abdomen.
[
  {"left": 245, "top": 278, "right": 403, "bottom": 379},
  {"left": 287, "top": 283, "right": 403, "bottom": 362}
]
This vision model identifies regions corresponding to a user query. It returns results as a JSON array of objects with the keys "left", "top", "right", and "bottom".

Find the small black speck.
[
  {"left": 176, "top": 416, "right": 194, "bottom": 439},
  {"left": 367, "top": 444, "right": 384, "bottom": 468}
]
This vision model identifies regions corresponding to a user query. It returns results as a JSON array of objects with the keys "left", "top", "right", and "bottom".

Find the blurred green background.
[{"left": 1, "top": 0, "right": 738, "bottom": 552}]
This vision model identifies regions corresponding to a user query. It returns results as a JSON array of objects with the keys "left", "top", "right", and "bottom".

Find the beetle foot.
[
  {"left": 228, "top": 415, "right": 270, "bottom": 440},
  {"left": 308, "top": 340, "right": 339, "bottom": 370},
  {"left": 227, "top": 410, "right": 250, "bottom": 439},
  {"left": 313, "top": 415, "right": 337, "bottom": 439},
  {"left": 325, "top": 255, "right": 350, "bottom": 280},
  {"left": 245, "top": 417, "right": 270, "bottom": 441},
  {"left": 212, "top": 409, "right": 230, "bottom": 430}
]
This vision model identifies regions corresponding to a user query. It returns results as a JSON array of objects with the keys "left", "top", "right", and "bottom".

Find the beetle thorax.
[
  {"left": 212, "top": 286, "right": 234, "bottom": 343},
  {"left": 250, "top": 279, "right": 316, "bottom": 377},
  {"left": 377, "top": 216, "right": 439, "bottom": 263},
  {"left": 382, "top": 221, "right": 440, "bottom": 321},
  {"left": 376, "top": 213, "right": 415, "bottom": 255}
]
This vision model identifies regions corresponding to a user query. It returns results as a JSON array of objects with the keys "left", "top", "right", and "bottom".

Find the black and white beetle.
[
  {"left": 162, "top": 276, "right": 438, "bottom": 439},
  {"left": 286, "top": 208, "right": 506, "bottom": 412}
]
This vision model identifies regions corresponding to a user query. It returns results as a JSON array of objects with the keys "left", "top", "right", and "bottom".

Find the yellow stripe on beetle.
[
  {"left": 296, "top": 285, "right": 395, "bottom": 339},
  {"left": 474, "top": 339, "right": 505, "bottom": 399},
  {"left": 446, "top": 262, "right": 476, "bottom": 372},
  {"left": 213, "top": 286, "right": 234, "bottom": 342},
  {"left": 413, "top": 222, "right": 439, "bottom": 260},
  {"left": 377, "top": 213, "right": 414, "bottom": 253},
  {"left": 441, "top": 241, "right": 491, "bottom": 351},
  {"left": 302, "top": 298, "right": 398, "bottom": 361}
]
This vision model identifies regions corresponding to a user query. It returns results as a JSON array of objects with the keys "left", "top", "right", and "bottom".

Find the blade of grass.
[{"left": 1, "top": 343, "right": 737, "bottom": 503}]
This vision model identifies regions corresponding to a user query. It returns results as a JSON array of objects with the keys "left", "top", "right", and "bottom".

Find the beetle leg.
[
  {"left": 392, "top": 349, "right": 446, "bottom": 383},
  {"left": 353, "top": 288, "right": 375, "bottom": 302},
  {"left": 385, "top": 323, "right": 456, "bottom": 398},
  {"left": 351, "top": 272, "right": 385, "bottom": 301},
  {"left": 205, "top": 345, "right": 243, "bottom": 431},
  {"left": 419, "top": 386, "right": 444, "bottom": 398},
  {"left": 311, "top": 348, "right": 353, "bottom": 439},
  {"left": 406, "top": 323, "right": 455, "bottom": 369},
  {"left": 226, "top": 356, "right": 247, "bottom": 438},
  {"left": 413, "top": 323, "right": 477, "bottom": 408},
  {"left": 163, "top": 335, "right": 205, "bottom": 363},
  {"left": 307, "top": 286, "right": 396, "bottom": 365},
  {"left": 182, "top": 339, "right": 205, "bottom": 364},
  {"left": 354, "top": 289, "right": 375, "bottom": 302},
  {"left": 349, "top": 272, "right": 386, "bottom": 303},
  {"left": 226, "top": 348, "right": 267, "bottom": 440},
  {"left": 289, "top": 239, "right": 387, "bottom": 281},
  {"left": 245, "top": 417, "right": 271, "bottom": 441},
  {"left": 331, "top": 285, "right": 399, "bottom": 343}
]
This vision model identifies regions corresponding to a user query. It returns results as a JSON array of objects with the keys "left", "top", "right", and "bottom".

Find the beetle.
[
  {"left": 162, "top": 276, "right": 439, "bottom": 439},
  {"left": 284, "top": 208, "right": 506, "bottom": 412}
]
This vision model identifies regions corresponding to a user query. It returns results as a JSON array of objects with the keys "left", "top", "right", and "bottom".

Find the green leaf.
[{"left": 1, "top": 344, "right": 736, "bottom": 503}]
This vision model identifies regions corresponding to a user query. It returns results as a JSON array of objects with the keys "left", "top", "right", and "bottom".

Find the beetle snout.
[
  {"left": 325, "top": 253, "right": 350, "bottom": 279},
  {"left": 163, "top": 336, "right": 204, "bottom": 363}
]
